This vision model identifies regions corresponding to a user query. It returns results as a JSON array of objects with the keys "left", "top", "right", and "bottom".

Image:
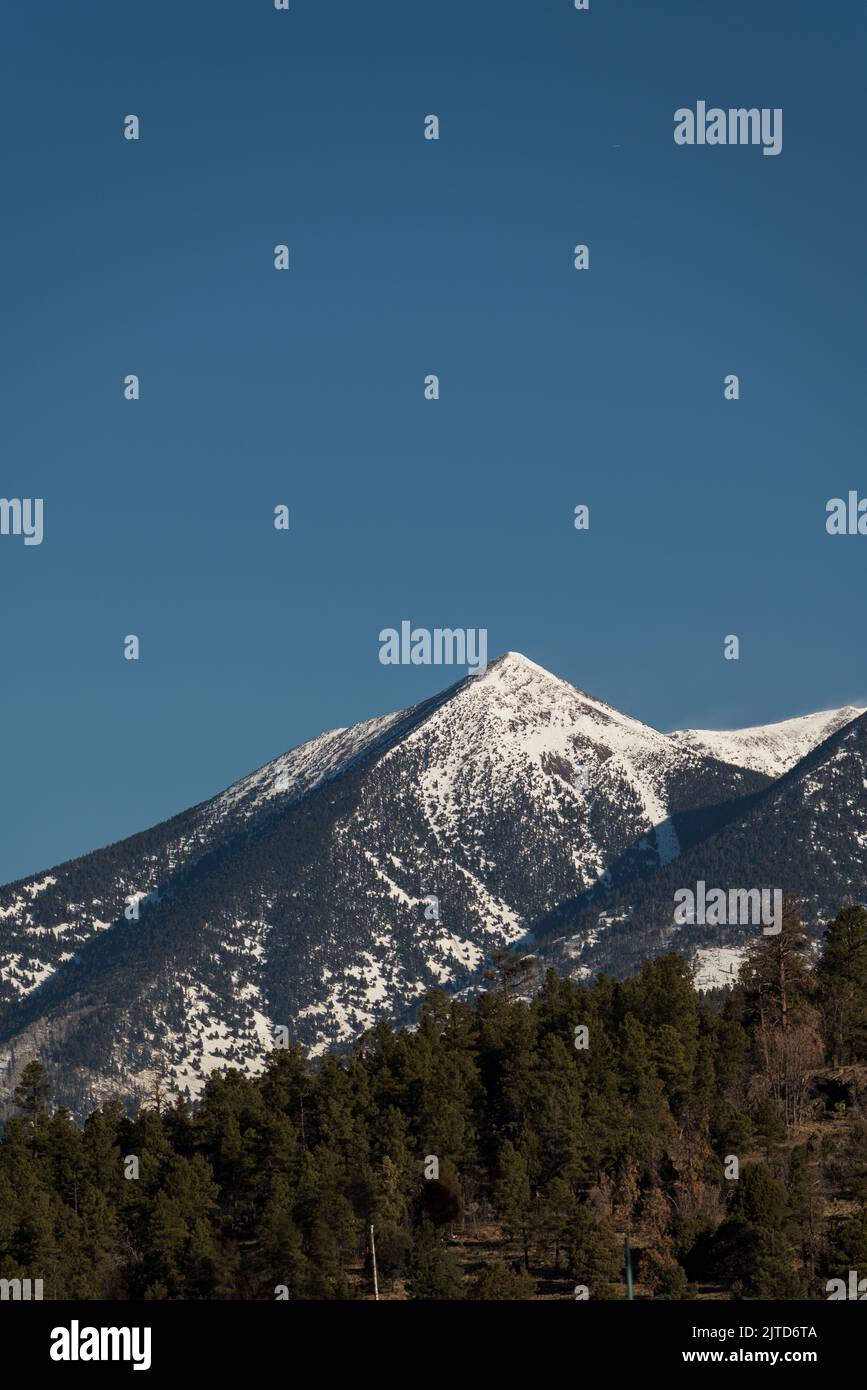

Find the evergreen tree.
[
  {"left": 472, "top": 1261, "right": 535, "bottom": 1299},
  {"left": 406, "top": 1219, "right": 464, "bottom": 1299},
  {"left": 483, "top": 947, "right": 535, "bottom": 999},
  {"left": 742, "top": 906, "right": 821, "bottom": 1124},
  {"left": 562, "top": 1205, "right": 621, "bottom": 1299},
  {"left": 0, "top": 944, "right": 863, "bottom": 1302},
  {"left": 818, "top": 904, "right": 867, "bottom": 1063},
  {"left": 493, "top": 1140, "right": 532, "bottom": 1268},
  {"left": 13, "top": 1060, "right": 52, "bottom": 1123}
]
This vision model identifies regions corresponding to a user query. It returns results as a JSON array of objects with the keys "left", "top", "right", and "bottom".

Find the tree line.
[{"left": 2, "top": 902, "right": 867, "bottom": 1299}]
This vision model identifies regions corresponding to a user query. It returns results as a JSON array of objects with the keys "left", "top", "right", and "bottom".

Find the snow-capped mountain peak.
[{"left": 3, "top": 653, "right": 857, "bottom": 1118}]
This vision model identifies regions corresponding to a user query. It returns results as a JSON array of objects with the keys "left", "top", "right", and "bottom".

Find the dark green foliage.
[
  {"left": 818, "top": 905, "right": 867, "bottom": 1062},
  {"left": 752, "top": 1100, "right": 786, "bottom": 1159},
  {"left": 472, "top": 1261, "right": 536, "bottom": 1299},
  {"left": 821, "top": 1205, "right": 867, "bottom": 1279},
  {"left": 2, "top": 926, "right": 867, "bottom": 1300},
  {"left": 13, "top": 1060, "right": 52, "bottom": 1123},
  {"left": 562, "top": 1205, "right": 622, "bottom": 1298},
  {"left": 406, "top": 1219, "right": 465, "bottom": 1299}
]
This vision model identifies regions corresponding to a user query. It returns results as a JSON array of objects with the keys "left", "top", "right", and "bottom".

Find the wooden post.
[{"left": 370, "top": 1224, "right": 379, "bottom": 1301}]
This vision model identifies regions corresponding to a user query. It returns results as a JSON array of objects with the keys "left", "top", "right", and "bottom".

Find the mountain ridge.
[
  {"left": 1, "top": 651, "right": 863, "bottom": 1117},
  {"left": 669, "top": 703, "right": 866, "bottom": 778}
]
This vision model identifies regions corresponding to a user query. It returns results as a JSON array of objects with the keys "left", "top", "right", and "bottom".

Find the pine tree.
[
  {"left": 13, "top": 1060, "right": 52, "bottom": 1121},
  {"left": 406, "top": 1218, "right": 464, "bottom": 1299},
  {"left": 818, "top": 904, "right": 867, "bottom": 1063},
  {"left": 822, "top": 1204, "right": 867, "bottom": 1281},
  {"left": 257, "top": 1174, "right": 309, "bottom": 1298},
  {"left": 787, "top": 1143, "right": 822, "bottom": 1276},
  {"left": 12, "top": 1060, "right": 53, "bottom": 1157},
  {"left": 753, "top": 1098, "right": 786, "bottom": 1161},
  {"left": 742, "top": 905, "right": 822, "bottom": 1124},
  {"left": 732, "top": 1162, "right": 790, "bottom": 1230},
  {"left": 562, "top": 1205, "right": 621, "bottom": 1299},
  {"left": 483, "top": 947, "right": 535, "bottom": 999},
  {"left": 742, "top": 903, "right": 811, "bottom": 1024},
  {"left": 472, "top": 1261, "right": 535, "bottom": 1299},
  {"left": 493, "top": 1140, "right": 532, "bottom": 1269}
]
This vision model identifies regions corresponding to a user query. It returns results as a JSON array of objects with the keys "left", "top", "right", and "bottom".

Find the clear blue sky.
[{"left": 1, "top": 0, "right": 865, "bottom": 884}]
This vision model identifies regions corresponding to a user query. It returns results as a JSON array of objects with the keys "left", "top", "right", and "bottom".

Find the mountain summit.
[{"left": 0, "top": 654, "right": 862, "bottom": 1116}]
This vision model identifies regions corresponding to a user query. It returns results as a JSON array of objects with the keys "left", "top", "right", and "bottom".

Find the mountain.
[
  {"left": 0, "top": 652, "right": 861, "bottom": 1117},
  {"left": 558, "top": 707, "right": 867, "bottom": 984},
  {"left": 669, "top": 705, "right": 866, "bottom": 778}
]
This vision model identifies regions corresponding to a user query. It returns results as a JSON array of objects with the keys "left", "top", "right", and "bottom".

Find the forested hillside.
[{"left": 3, "top": 903, "right": 867, "bottom": 1301}]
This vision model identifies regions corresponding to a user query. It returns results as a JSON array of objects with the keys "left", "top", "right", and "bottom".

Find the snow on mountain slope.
[
  {"left": 387, "top": 652, "right": 687, "bottom": 873},
  {"left": 0, "top": 702, "right": 439, "bottom": 1015},
  {"left": 206, "top": 708, "right": 411, "bottom": 822},
  {"left": 669, "top": 705, "right": 865, "bottom": 779},
  {"left": 561, "top": 710, "right": 867, "bottom": 987},
  {"left": 0, "top": 653, "right": 792, "bottom": 1116}
]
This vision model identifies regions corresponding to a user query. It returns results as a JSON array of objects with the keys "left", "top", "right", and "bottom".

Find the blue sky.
[{"left": 1, "top": 0, "right": 865, "bottom": 883}]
